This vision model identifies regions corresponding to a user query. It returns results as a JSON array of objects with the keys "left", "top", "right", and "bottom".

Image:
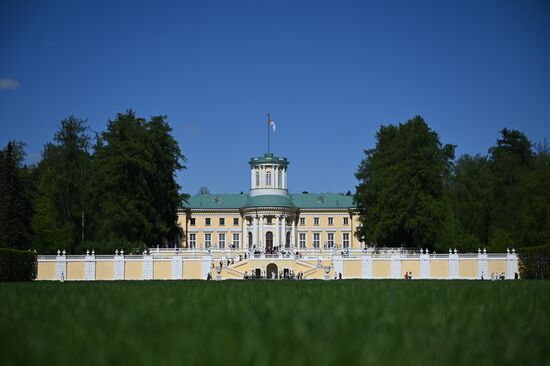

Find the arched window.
[
  {"left": 266, "top": 171, "right": 272, "bottom": 186},
  {"left": 278, "top": 170, "right": 282, "bottom": 188},
  {"left": 255, "top": 171, "right": 260, "bottom": 187}
]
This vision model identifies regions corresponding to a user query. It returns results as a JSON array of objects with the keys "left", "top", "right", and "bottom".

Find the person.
[
  {"left": 514, "top": 272, "right": 519, "bottom": 280},
  {"left": 404, "top": 272, "right": 409, "bottom": 280},
  {"left": 409, "top": 271, "right": 413, "bottom": 280},
  {"left": 339, "top": 272, "right": 342, "bottom": 280},
  {"left": 244, "top": 271, "right": 248, "bottom": 280},
  {"left": 206, "top": 272, "right": 212, "bottom": 280}
]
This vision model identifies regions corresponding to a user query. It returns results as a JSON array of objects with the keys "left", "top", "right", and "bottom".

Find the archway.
[
  {"left": 266, "top": 231, "right": 273, "bottom": 253},
  {"left": 267, "top": 263, "right": 278, "bottom": 279}
]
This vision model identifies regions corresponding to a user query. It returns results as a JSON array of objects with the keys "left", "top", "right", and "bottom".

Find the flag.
[{"left": 269, "top": 119, "right": 276, "bottom": 132}]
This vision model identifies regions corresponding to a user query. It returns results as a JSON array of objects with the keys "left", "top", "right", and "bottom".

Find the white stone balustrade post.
[
  {"left": 56, "top": 249, "right": 67, "bottom": 281},
  {"left": 85, "top": 250, "right": 96, "bottom": 281},
  {"left": 419, "top": 249, "right": 431, "bottom": 279},
  {"left": 114, "top": 249, "right": 125, "bottom": 280},
  {"left": 143, "top": 252, "right": 153, "bottom": 280},
  {"left": 477, "top": 248, "right": 488, "bottom": 280},
  {"left": 506, "top": 248, "right": 518, "bottom": 279},
  {"left": 391, "top": 251, "right": 401, "bottom": 279},
  {"left": 172, "top": 255, "right": 183, "bottom": 280},
  {"left": 281, "top": 215, "right": 286, "bottom": 248},
  {"left": 361, "top": 253, "right": 372, "bottom": 279},
  {"left": 448, "top": 249, "right": 459, "bottom": 279}
]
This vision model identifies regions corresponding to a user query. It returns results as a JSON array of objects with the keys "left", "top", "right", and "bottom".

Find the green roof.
[
  {"left": 184, "top": 193, "right": 354, "bottom": 210},
  {"left": 242, "top": 195, "right": 295, "bottom": 208}
]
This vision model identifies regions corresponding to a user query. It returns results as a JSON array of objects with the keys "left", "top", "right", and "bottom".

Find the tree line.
[
  {"left": 354, "top": 116, "right": 550, "bottom": 252},
  {"left": 1, "top": 112, "right": 548, "bottom": 255},
  {"left": 0, "top": 111, "right": 186, "bottom": 254}
]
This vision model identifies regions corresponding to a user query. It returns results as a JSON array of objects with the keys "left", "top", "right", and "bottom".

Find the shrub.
[
  {"left": 518, "top": 244, "right": 550, "bottom": 279},
  {"left": 0, "top": 248, "right": 37, "bottom": 281}
]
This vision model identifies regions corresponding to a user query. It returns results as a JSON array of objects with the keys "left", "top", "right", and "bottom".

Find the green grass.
[{"left": 1, "top": 280, "right": 549, "bottom": 366}]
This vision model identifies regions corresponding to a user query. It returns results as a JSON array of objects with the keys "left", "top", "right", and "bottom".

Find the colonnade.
[{"left": 243, "top": 214, "right": 296, "bottom": 251}]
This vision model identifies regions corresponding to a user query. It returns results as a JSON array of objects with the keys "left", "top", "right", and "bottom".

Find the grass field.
[{"left": 1, "top": 280, "right": 549, "bottom": 366}]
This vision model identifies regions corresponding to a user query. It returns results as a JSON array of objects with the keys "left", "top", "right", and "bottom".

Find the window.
[
  {"left": 219, "top": 233, "right": 225, "bottom": 249},
  {"left": 267, "top": 217, "right": 272, "bottom": 224},
  {"left": 190, "top": 218, "right": 196, "bottom": 226},
  {"left": 233, "top": 233, "right": 239, "bottom": 248},
  {"left": 219, "top": 218, "right": 225, "bottom": 226},
  {"left": 233, "top": 218, "right": 239, "bottom": 226},
  {"left": 327, "top": 233, "right": 334, "bottom": 247},
  {"left": 205, "top": 233, "right": 211, "bottom": 248},
  {"left": 255, "top": 171, "right": 260, "bottom": 186},
  {"left": 205, "top": 218, "right": 211, "bottom": 226},
  {"left": 299, "top": 233, "right": 306, "bottom": 249},
  {"left": 278, "top": 170, "right": 282, "bottom": 187},
  {"left": 313, "top": 233, "right": 320, "bottom": 249},
  {"left": 300, "top": 217, "right": 305, "bottom": 225},
  {"left": 343, "top": 233, "right": 350, "bottom": 248},
  {"left": 266, "top": 171, "right": 272, "bottom": 186},
  {"left": 189, "top": 233, "right": 196, "bottom": 248},
  {"left": 314, "top": 217, "right": 319, "bottom": 226},
  {"left": 343, "top": 217, "right": 349, "bottom": 225},
  {"left": 328, "top": 217, "right": 333, "bottom": 225}
]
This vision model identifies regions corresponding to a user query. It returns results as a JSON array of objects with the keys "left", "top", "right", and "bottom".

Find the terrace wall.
[{"left": 36, "top": 249, "right": 518, "bottom": 281}]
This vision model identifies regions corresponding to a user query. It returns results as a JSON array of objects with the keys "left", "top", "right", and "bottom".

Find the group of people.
[
  {"left": 243, "top": 270, "right": 306, "bottom": 280},
  {"left": 404, "top": 271, "right": 413, "bottom": 280}
]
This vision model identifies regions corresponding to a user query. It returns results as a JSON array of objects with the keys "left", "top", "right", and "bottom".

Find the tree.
[
  {"left": 0, "top": 142, "right": 34, "bottom": 249},
  {"left": 354, "top": 116, "right": 455, "bottom": 250},
  {"left": 487, "top": 129, "right": 534, "bottom": 251},
  {"left": 445, "top": 154, "right": 492, "bottom": 250},
  {"left": 91, "top": 110, "right": 186, "bottom": 251},
  {"left": 31, "top": 116, "right": 92, "bottom": 253}
]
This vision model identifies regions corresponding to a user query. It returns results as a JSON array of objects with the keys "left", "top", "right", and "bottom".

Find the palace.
[
  {"left": 177, "top": 152, "right": 360, "bottom": 252},
  {"left": 35, "top": 150, "right": 519, "bottom": 281}
]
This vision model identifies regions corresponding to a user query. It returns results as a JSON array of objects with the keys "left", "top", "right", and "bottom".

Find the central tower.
[{"left": 248, "top": 153, "right": 289, "bottom": 197}]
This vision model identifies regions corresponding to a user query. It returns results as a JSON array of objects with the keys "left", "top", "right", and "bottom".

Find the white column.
[
  {"left": 275, "top": 215, "right": 280, "bottom": 248},
  {"left": 284, "top": 168, "right": 288, "bottom": 189},
  {"left": 261, "top": 166, "right": 265, "bottom": 188},
  {"left": 274, "top": 167, "right": 278, "bottom": 188},
  {"left": 242, "top": 216, "right": 247, "bottom": 250},
  {"left": 251, "top": 168, "right": 254, "bottom": 188},
  {"left": 281, "top": 215, "right": 287, "bottom": 248},
  {"left": 252, "top": 216, "right": 258, "bottom": 249},
  {"left": 291, "top": 219, "right": 296, "bottom": 249},
  {"left": 259, "top": 215, "right": 264, "bottom": 251}
]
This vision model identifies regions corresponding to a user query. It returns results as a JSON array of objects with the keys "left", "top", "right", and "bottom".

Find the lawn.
[{"left": 1, "top": 280, "right": 548, "bottom": 366}]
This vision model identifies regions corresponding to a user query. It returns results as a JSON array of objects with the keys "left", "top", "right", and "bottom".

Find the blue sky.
[{"left": 1, "top": 0, "right": 549, "bottom": 195}]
